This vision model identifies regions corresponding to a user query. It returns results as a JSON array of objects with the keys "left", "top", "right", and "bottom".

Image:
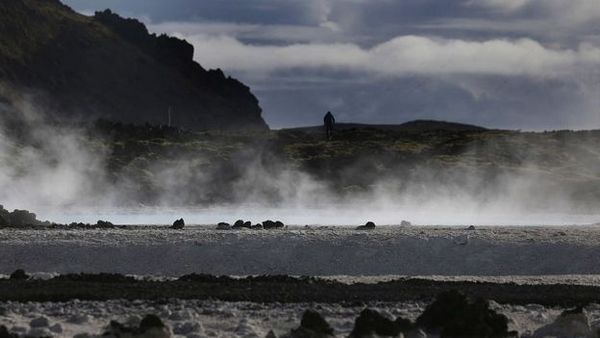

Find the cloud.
[
  {"left": 469, "top": 0, "right": 600, "bottom": 26},
  {"left": 185, "top": 34, "right": 600, "bottom": 77}
]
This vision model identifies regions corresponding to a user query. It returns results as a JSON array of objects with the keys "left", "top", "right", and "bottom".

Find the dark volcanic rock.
[
  {"left": 263, "top": 220, "right": 285, "bottom": 229},
  {"left": 349, "top": 308, "right": 412, "bottom": 337},
  {"left": 232, "top": 220, "right": 252, "bottom": 229},
  {"left": 356, "top": 221, "right": 376, "bottom": 230},
  {"left": 217, "top": 222, "right": 231, "bottom": 230},
  {"left": 416, "top": 290, "right": 509, "bottom": 338},
  {"left": 9, "top": 269, "right": 28, "bottom": 281},
  {"left": 289, "top": 310, "right": 334, "bottom": 337},
  {"left": 139, "top": 314, "right": 166, "bottom": 333},
  {"left": 0, "top": 325, "right": 18, "bottom": 338},
  {"left": 103, "top": 314, "right": 170, "bottom": 337},
  {"left": 171, "top": 218, "right": 185, "bottom": 229},
  {"left": 96, "top": 220, "right": 115, "bottom": 228}
]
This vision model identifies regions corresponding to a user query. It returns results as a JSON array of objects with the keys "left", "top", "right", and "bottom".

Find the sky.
[{"left": 63, "top": 0, "right": 600, "bottom": 130}]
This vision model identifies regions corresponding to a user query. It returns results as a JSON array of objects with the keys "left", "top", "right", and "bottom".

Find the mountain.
[{"left": 0, "top": 0, "right": 268, "bottom": 130}]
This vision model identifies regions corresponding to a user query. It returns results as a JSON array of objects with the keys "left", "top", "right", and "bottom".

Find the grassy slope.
[{"left": 91, "top": 122, "right": 600, "bottom": 208}]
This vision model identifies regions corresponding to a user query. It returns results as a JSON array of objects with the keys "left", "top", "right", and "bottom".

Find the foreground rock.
[
  {"left": 531, "top": 307, "right": 594, "bottom": 338},
  {"left": 416, "top": 290, "right": 511, "bottom": 338},
  {"left": 288, "top": 310, "right": 334, "bottom": 337},
  {"left": 171, "top": 218, "right": 185, "bottom": 229},
  {"left": 103, "top": 314, "right": 171, "bottom": 338},
  {"left": 0, "top": 325, "right": 18, "bottom": 338},
  {"left": 349, "top": 308, "right": 412, "bottom": 337}
]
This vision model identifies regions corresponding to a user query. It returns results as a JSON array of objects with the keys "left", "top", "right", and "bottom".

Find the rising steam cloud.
[{"left": 0, "top": 86, "right": 598, "bottom": 226}]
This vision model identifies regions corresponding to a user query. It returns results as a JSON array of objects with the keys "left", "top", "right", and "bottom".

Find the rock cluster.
[
  {"left": 102, "top": 314, "right": 171, "bottom": 338},
  {"left": 216, "top": 220, "right": 285, "bottom": 230},
  {"left": 0, "top": 205, "right": 47, "bottom": 227}
]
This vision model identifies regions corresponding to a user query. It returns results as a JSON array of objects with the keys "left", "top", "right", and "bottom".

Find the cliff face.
[{"left": 0, "top": 0, "right": 268, "bottom": 130}]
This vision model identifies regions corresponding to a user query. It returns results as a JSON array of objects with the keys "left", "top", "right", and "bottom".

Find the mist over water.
[{"left": 1, "top": 91, "right": 600, "bottom": 226}]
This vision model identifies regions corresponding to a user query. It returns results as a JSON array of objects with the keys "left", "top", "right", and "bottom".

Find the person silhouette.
[{"left": 324, "top": 111, "right": 335, "bottom": 140}]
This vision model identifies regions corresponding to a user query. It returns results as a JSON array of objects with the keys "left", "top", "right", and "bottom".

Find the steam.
[{"left": 1, "top": 87, "right": 599, "bottom": 226}]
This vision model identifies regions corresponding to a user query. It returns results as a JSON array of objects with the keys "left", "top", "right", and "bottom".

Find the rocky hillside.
[{"left": 0, "top": 0, "right": 268, "bottom": 130}]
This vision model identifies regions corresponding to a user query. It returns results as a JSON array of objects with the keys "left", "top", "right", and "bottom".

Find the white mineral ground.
[{"left": 2, "top": 225, "right": 600, "bottom": 276}]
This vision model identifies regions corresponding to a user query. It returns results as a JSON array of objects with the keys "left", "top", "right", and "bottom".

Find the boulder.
[
  {"left": 103, "top": 314, "right": 171, "bottom": 338},
  {"left": 217, "top": 222, "right": 231, "bottom": 230},
  {"left": 289, "top": 310, "right": 334, "bottom": 337},
  {"left": 349, "top": 308, "right": 412, "bottom": 337},
  {"left": 356, "top": 221, "right": 376, "bottom": 230},
  {"left": 401, "top": 220, "right": 412, "bottom": 226},
  {"left": 263, "top": 220, "right": 285, "bottom": 229},
  {"left": 233, "top": 220, "right": 245, "bottom": 228},
  {"left": 9, "top": 269, "right": 29, "bottom": 280},
  {"left": 467, "top": 225, "right": 476, "bottom": 231},
  {"left": 244, "top": 221, "right": 252, "bottom": 228},
  {"left": 416, "top": 290, "right": 509, "bottom": 338},
  {"left": 532, "top": 307, "right": 594, "bottom": 338},
  {"left": 251, "top": 223, "right": 263, "bottom": 230},
  {"left": 171, "top": 218, "right": 185, "bottom": 229},
  {"left": 30, "top": 316, "right": 50, "bottom": 328},
  {"left": 0, "top": 325, "right": 18, "bottom": 338}
]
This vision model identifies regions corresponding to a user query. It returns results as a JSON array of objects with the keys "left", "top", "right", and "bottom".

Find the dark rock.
[
  {"left": 263, "top": 220, "right": 285, "bottom": 229},
  {"left": 416, "top": 290, "right": 509, "bottom": 338},
  {"left": 171, "top": 218, "right": 185, "bottom": 229},
  {"left": 102, "top": 314, "right": 170, "bottom": 337},
  {"left": 96, "top": 220, "right": 114, "bottom": 228},
  {"left": 243, "top": 221, "right": 252, "bottom": 228},
  {"left": 349, "top": 308, "right": 411, "bottom": 337},
  {"left": 356, "top": 221, "right": 376, "bottom": 230},
  {"left": 0, "top": 325, "right": 18, "bottom": 338},
  {"left": 290, "top": 310, "right": 334, "bottom": 337},
  {"left": 401, "top": 220, "right": 412, "bottom": 226},
  {"left": 251, "top": 223, "right": 263, "bottom": 230},
  {"left": 467, "top": 225, "right": 476, "bottom": 230},
  {"left": 233, "top": 220, "right": 245, "bottom": 228},
  {"left": 9, "top": 269, "right": 29, "bottom": 280},
  {"left": 139, "top": 314, "right": 165, "bottom": 333},
  {"left": 217, "top": 222, "right": 231, "bottom": 230}
]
